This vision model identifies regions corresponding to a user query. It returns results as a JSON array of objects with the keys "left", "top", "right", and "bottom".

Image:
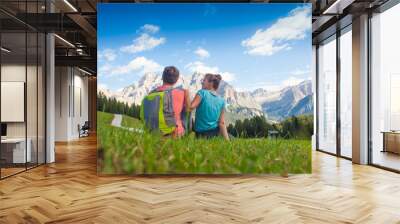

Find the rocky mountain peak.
[{"left": 138, "top": 72, "right": 161, "bottom": 88}]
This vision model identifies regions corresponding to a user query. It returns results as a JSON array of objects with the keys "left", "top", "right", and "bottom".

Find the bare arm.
[
  {"left": 184, "top": 89, "right": 190, "bottom": 112},
  {"left": 190, "top": 94, "right": 202, "bottom": 111},
  {"left": 218, "top": 110, "right": 230, "bottom": 141}
]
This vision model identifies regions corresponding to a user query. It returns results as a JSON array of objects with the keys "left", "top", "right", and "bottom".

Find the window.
[
  {"left": 370, "top": 3, "right": 400, "bottom": 171},
  {"left": 0, "top": 1, "right": 46, "bottom": 179},
  {"left": 317, "top": 35, "right": 337, "bottom": 154},
  {"left": 339, "top": 27, "right": 352, "bottom": 158}
]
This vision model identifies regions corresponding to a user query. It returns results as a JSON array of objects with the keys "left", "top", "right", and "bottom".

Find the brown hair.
[
  {"left": 205, "top": 73, "right": 222, "bottom": 90},
  {"left": 162, "top": 66, "right": 180, "bottom": 84}
]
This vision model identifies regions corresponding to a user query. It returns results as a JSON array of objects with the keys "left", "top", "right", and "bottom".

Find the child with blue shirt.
[{"left": 190, "top": 74, "right": 230, "bottom": 140}]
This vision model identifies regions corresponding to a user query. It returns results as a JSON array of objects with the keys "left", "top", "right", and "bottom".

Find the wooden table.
[{"left": 381, "top": 131, "right": 400, "bottom": 154}]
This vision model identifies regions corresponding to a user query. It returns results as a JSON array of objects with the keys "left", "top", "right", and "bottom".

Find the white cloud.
[
  {"left": 110, "top": 56, "right": 162, "bottom": 76},
  {"left": 99, "top": 64, "right": 111, "bottom": 72},
  {"left": 98, "top": 49, "right": 116, "bottom": 62},
  {"left": 242, "top": 76, "right": 308, "bottom": 92},
  {"left": 140, "top": 24, "right": 160, "bottom": 34},
  {"left": 241, "top": 6, "right": 311, "bottom": 56},
  {"left": 194, "top": 47, "right": 210, "bottom": 59},
  {"left": 282, "top": 76, "right": 305, "bottom": 87},
  {"left": 249, "top": 82, "right": 283, "bottom": 92},
  {"left": 186, "top": 61, "right": 218, "bottom": 74},
  {"left": 219, "top": 72, "right": 235, "bottom": 83},
  {"left": 291, "top": 68, "right": 310, "bottom": 76},
  {"left": 185, "top": 61, "right": 235, "bottom": 82},
  {"left": 120, "top": 33, "right": 166, "bottom": 54},
  {"left": 98, "top": 83, "right": 108, "bottom": 90},
  {"left": 264, "top": 77, "right": 308, "bottom": 91},
  {"left": 98, "top": 63, "right": 113, "bottom": 77}
]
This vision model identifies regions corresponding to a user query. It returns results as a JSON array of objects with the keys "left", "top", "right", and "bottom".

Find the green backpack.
[{"left": 140, "top": 86, "right": 191, "bottom": 135}]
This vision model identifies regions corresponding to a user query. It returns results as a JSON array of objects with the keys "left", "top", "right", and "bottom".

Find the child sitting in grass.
[
  {"left": 153, "top": 66, "right": 190, "bottom": 138},
  {"left": 190, "top": 74, "right": 229, "bottom": 140}
]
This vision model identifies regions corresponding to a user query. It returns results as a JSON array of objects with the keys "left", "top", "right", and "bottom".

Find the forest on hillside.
[
  {"left": 227, "top": 115, "right": 313, "bottom": 140},
  {"left": 97, "top": 92, "right": 141, "bottom": 119}
]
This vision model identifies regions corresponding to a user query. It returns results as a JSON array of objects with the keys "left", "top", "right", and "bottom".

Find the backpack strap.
[{"left": 150, "top": 85, "right": 183, "bottom": 94}]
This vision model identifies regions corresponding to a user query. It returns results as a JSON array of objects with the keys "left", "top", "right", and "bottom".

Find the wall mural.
[{"left": 97, "top": 3, "right": 313, "bottom": 175}]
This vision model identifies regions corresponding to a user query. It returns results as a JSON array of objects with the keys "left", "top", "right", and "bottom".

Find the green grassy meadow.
[
  {"left": 121, "top": 114, "right": 143, "bottom": 128},
  {"left": 97, "top": 111, "right": 311, "bottom": 175}
]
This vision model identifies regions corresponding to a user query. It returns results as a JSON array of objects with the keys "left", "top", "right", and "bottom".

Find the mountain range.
[
  {"left": 98, "top": 73, "right": 313, "bottom": 122},
  {"left": 252, "top": 80, "right": 313, "bottom": 121}
]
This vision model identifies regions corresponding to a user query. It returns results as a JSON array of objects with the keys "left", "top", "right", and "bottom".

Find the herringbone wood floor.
[{"left": 1, "top": 135, "right": 400, "bottom": 224}]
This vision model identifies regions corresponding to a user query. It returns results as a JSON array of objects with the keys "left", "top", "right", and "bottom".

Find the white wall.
[
  {"left": 352, "top": 14, "right": 369, "bottom": 164},
  {"left": 340, "top": 30, "right": 353, "bottom": 158},
  {"left": 312, "top": 45, "right": 317, "bottom": 151},
  {"left": 46, "top": 3, "right": 56, "bottom": 163},
  {"left": 72, "top": 73, "right": 89, "bottom": 138},
  {"left": 55, "top": 67, "right": 70, "bottom": 141},
  {"left": 55, "top": 67, "right": 89, "bottom": 141}
]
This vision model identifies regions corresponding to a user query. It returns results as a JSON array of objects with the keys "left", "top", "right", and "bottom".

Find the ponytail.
[{"left": 205, "top": 73, "right": 222, "bottom": 90}]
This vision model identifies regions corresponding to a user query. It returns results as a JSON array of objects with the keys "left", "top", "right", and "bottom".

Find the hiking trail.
[{"left": 111, "top": 114, "right": 143, "bottom": 133}]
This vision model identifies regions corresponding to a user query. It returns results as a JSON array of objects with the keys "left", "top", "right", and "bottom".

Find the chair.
[{"left": 79, "top": 121, "right": 90, "bottom": 138}]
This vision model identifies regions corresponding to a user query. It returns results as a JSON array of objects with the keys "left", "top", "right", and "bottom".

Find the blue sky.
[{"left": 98, "top": 3, "right": 312, "bottom": 91}]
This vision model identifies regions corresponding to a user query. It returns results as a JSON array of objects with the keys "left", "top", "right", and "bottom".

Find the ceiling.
[{"left": 0, "top": 0, "right": 392, "bottom": 75}]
